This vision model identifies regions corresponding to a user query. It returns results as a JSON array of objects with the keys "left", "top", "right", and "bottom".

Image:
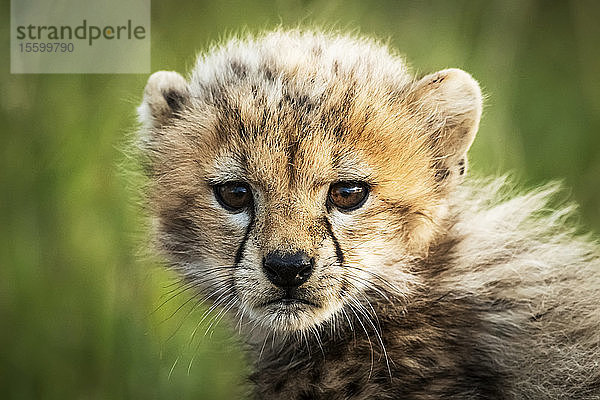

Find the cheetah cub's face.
[{"left": 138, "top": 33, "right": 482, "bottom": 333}]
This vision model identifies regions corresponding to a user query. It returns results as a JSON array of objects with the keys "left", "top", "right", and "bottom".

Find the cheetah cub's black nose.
[{"left": 263, "top": 251, "right": 314, "bottom": 288}]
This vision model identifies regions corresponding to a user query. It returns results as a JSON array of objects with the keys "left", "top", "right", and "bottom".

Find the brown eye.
[
  {"left": 214, "top": 182, "right": 252, "bottom": 211},
  {"left": 328, "top": 182, "right": 369, "bottom": 211}
]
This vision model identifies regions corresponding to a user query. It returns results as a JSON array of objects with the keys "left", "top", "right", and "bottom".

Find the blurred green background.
[{"left": 1, "top": 0, "right": 599, "bottom": 399}]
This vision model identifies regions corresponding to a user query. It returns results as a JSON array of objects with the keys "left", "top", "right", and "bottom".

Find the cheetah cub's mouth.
[{"left": 138, "top": 34, "right": 481, "bottom": 334}]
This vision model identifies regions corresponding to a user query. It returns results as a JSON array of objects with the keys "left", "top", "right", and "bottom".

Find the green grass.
[{"left": 1, "top": 1, "right": 599, "bottom": 399}]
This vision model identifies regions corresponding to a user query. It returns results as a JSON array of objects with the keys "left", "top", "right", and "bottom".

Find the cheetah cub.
[{"left": 137, "top": 30, "right": 600, "bottom": 399}]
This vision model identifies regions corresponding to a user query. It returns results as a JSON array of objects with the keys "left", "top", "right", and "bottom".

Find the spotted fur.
[{"left": 137, "top": 30, "right": 600, "bottom": 399}]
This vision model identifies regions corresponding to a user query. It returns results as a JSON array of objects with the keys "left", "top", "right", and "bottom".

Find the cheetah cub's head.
[{"left": 138, "top": 32, "right": 482, "bottom": 333}]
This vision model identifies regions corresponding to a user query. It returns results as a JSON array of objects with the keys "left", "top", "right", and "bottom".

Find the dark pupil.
[
  {"left": 219, "top": 184, "right": 250, "bottom": 209},
  {"left": 330, "top": 183, "right": 366, "bottom": 209}
]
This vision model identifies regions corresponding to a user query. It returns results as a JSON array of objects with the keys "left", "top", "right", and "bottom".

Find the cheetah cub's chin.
[{"left": 138, "top": 31, "right": 600, "bottom": 399}]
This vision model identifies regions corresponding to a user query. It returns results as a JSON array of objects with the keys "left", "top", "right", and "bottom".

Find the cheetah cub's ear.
[
  {"left": 137, "top": 71, "right": 190, "bottom": 131},
  {"left": 411, "top": 68, "right": 482, "bottom": 187}
]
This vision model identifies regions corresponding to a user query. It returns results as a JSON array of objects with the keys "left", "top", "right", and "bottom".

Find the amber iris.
[
  {"left": 215, "top": 182, "right": 252, "bottom": 211},
  {"left": 328, "top": 182, "right": 369, "bottom": 211}
]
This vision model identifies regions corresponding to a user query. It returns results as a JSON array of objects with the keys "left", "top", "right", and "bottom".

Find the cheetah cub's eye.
[
  {"left": 214, "top": 182, "right": 252, "bottom": 212},
  {"left": 328, "top": 182, "right": 369, "bottom": 211}
]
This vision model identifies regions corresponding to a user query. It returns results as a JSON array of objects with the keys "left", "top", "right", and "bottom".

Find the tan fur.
[{"left": 137, "top": 30, "right": 600, "bottom": 399}]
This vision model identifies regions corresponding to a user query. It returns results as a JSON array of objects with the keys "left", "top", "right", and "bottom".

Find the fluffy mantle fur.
[{"left": 137, "top": 30, "right": 600, "bottom": 399}]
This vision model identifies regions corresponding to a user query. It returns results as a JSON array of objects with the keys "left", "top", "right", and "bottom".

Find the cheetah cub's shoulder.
[{"left": 137, "top": 30, "right": 600, "bottom": 399}]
